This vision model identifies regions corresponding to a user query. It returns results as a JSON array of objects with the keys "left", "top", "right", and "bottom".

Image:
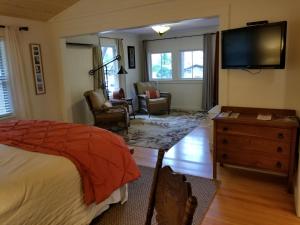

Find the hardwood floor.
[{"left": 132, "top": 126, "right": 300, "bottom": 225}]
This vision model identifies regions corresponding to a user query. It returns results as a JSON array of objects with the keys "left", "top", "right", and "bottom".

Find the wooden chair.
[
  {"left": 84, "top": 89, "right": 130, "bottom": 133},
  {"left": 145, "top": 149, "right": 198, "bottom": 225}
]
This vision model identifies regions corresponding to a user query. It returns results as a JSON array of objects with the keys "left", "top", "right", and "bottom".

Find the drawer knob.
[
  {"left": 276, "top": 161, "right": 282, "bottom": 168},
  {"left": 222, "top": 139, "right": 228, "bottom": 144},
  {"left": 222, "top": 153, "right": 228, "bottom": 159},
  {"left": 277, "top": 147, "right": 283, "bottom": 153},
  {"left": 277, "top": 133, "right": 284, "bottom": 139},
  {"left": 223, "top": 127, "right": 229, "bottom": 131}
]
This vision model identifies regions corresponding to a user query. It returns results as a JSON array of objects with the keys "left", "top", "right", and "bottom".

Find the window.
[
  {"left": 150, "top": 53, "right": 172, "bottom": 80},
  {"left": 101, "top": 45, "right": 119, "bottom": 94},
  {"left": 0, "top": 39, "right": 13, "bottom": 117},
  {"left": 180, "top": 50, "right": 203, "bottom": 79}
]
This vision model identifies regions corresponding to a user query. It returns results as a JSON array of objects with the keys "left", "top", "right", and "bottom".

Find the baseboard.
[{"left": 171, "top": 106, "right": 202, "bottom": 111}]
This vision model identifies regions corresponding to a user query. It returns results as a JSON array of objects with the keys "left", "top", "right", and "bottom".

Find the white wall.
[
  {"left": 0, "top": 15, "right": 61, "bottom": 120},
  {"left": 49, "top": 0, "right": 300, "bottom": 115},
  {"left": 67, "top": 34, "right": 99, "bottom": 45},
  {"left": 64, "top": 45, "right": 94, "bottom": 124},
  {"left": 65, "top": 29, "right": 214, "bottom": 113},
  {"left": 157, "top": 80, "right": 203, "bottom": 110},
  {"left": 62, "top": 32, "right": 142, "bottom": 123},
  {"left": 68, "top": 32, "right": 143, "bottom": 100},
  {"left": 143, "top": 26, "right": 217, "bottom": 110},
  {"left": 146, "top": 36, "right": 203, "bottom": 110},
  {"left": 100, "top": 32, "right": 142, "bottom": 102},
  {"left": 27, "top": 0, "right": 300, "bottom": 214},
  {"left": 62, "top": 34, "right": 98, "bottom": 123}
]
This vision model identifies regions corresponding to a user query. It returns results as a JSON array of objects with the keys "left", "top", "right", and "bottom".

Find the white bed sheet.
[{"left": 0, "top": 144, "right": 128, "bottom": 225}]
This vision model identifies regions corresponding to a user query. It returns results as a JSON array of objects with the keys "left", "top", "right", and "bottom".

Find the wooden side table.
[
  {"left": 110, "top": 98, "right": 135, "bottom": 119},
  {"left": 122, "top": 98, "right": 135, "bottom": 119}
]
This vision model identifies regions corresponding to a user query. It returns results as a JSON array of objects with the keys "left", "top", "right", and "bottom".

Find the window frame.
[
  {"left": 179, "top": 49, "right": 204, "bottom": 80},
  {"left": 149, "top": 52, "right": 173, "bottom": 81},
  {"left": 101, "top": 44, "right": 118, "bottom": 74},
  {"left": 100, "top": 43, "right": 119, "bottom": 95},
  {"left": 0, "top": 38, "right": 14, "bottom": 119}
]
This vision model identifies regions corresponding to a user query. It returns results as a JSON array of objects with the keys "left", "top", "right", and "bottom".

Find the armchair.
[
  {"left": 134, "top": 82, "right": 171, "bottom": 116},
  {"left": 84, "top": 89, "right": 130, "bottom": 133}
]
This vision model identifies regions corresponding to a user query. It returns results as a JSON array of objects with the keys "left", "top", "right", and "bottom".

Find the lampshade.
[
  {"left": 117, "top": 65, "right": 128, "bottom": 74},
  {"left": 151, "top": 25, "right": 171, "bottom": 36}
]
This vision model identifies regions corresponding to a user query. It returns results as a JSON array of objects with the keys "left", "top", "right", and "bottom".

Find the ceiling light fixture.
[{"left": 151, "top": 25, "right": 171, "bottom": 36}]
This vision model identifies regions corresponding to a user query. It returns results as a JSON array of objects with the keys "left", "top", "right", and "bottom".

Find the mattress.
[{"left": 0, "top": 144, "right": 128, "bottom": 225}]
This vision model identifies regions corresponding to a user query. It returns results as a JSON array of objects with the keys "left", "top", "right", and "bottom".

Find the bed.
[{"left": 0, "top": 120, "right": 140, "bottom": 225}]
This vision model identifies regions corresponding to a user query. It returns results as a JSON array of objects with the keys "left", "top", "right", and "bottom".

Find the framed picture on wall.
[
  {"left": 127, "top": 46, "right": 136, "bottom": 69},
  {"left": 30, "top": 43, "right": 46, "bottom": 95}
]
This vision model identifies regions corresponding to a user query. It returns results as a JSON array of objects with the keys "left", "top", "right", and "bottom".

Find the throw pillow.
[
  {"left": 145, "top": 90, "right": 160, "bottom": 99},
  {"left": 89, "top": 90, "right": 106, "bottom": 110},
  {"left": 103, "top": 101, "right": 112, "bottom": 108}
]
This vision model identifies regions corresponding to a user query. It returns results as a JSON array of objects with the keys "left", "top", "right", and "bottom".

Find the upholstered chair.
[
  {"left": 84, "top": 89, "right": 130, "bottom": 133},
  {"left": 133, "top": 82, "right": 171, "bottom": 116}
]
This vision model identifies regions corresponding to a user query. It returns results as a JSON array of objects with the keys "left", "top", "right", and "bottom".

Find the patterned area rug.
[
  {"left": 123, "top": 111, "right": 208, "bottom": 149},
  {"left": 91, "top": 165, "right": 217, "bottom": 225}
]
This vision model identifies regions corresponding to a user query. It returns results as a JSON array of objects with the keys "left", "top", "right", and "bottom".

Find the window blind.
[{"left": 0, "top": 39, "right": 13, "bottom": 117}]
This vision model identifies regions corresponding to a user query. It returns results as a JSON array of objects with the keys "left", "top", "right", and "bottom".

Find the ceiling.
[
  {"left": 0, "top": 0, "right": 80, "bottom": 21},
  {"left": 101, "top": 17, "right": 219, "bottom": 36}
]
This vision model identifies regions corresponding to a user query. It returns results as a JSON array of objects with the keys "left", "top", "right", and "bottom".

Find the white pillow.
[{"left": 90, "top": 91, "right": 106, "bottom": 110}]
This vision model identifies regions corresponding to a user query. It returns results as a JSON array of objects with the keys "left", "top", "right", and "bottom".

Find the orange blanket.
[{"left": 0, "top": 120, "right": 140, "bottom": 205}]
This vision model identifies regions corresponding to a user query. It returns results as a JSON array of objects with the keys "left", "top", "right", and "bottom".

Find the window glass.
[
  {"left": 0, "top": 39, "right": 13, "bottom": 117},
  {"left": 150, "top": 53, "right": 172, "bottom": 80},
  {"left": 101, "top": 46, "right": 119, "bottom": 95},
  {"left": 181, "top": 50, "right": 203, "bottom": 79}
]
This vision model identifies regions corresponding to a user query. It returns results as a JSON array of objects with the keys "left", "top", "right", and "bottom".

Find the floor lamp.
[{"left": 89, "top": 55, "right": 128, "bottom": 99}]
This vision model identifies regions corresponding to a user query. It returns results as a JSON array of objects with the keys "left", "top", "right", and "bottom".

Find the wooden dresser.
[{"left": 213, "top": 106, "right": 299, "bottom": 191}]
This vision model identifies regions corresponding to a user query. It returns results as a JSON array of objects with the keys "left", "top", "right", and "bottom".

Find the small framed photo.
[
  {"left": 30, "top": 44, "right": 46, "bottom": 95},
  {"left": 35, "top": 65, "right": 41, "bottom": 73},
  {"left": 34, "top": 56, "right": 41, "bottom": 64},
  {"left": 127, "top": 46, "right": 135, "bottom": 69}
]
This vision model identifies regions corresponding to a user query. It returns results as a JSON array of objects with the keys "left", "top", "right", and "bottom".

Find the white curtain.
[{"left": 4, "top": 27, "right": 32, "bottom": 119}]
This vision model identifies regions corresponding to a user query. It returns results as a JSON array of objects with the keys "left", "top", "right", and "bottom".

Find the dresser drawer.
[
  {"left": 217, "top": 149, "right": 289, "bottom": 173},
  {"left": 216, "top": 134, "right": 291, "bottom": 157},
  {"left": 216, "top": 123, "right": 291, "bottom": 142}
]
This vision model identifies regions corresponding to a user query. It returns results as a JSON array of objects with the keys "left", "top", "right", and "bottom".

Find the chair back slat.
[
  {"left": 145, "top": 149, "right": 165, "bottom": 225},
  {"left": 145, "top": 149, "right": 198, "bottom": 225}
]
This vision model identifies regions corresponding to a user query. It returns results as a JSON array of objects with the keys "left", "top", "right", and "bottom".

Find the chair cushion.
[
  {"left": 89, "top": 90, "right": 106, "bottom": 110},
  {"left": 103, "top": 101, "right": 112, "bottom": 108},
  {"left": 136, "top": 82, "right": 156, "bottom": 95},
  {"left": 149, "top": 97, "right": 167, "bottom": 104},
  {"left": 145, "top": 90, "right": 160, "bottom": 99}
]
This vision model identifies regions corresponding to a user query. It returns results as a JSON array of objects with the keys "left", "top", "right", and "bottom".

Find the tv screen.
[{"left": 222, "top": 21, "right": 287, "bottom": 69}]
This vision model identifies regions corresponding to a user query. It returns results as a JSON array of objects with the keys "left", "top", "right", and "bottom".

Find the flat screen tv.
[{"left": 222, "top": 21, "right": 287, "bottom": 69}]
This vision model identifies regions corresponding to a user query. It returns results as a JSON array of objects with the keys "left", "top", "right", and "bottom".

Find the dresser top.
[{"left": 213, "top": 106, "right": 299, "bottom": 128}]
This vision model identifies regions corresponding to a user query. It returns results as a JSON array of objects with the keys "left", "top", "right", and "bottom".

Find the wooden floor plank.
[{"left": 131, "top": 126, "right": 300, "bottom": 225}]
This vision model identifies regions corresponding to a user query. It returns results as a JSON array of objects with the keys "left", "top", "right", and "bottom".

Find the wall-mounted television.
[{"left": 222, "top": 21, "right": 287, "bottom": 69}]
